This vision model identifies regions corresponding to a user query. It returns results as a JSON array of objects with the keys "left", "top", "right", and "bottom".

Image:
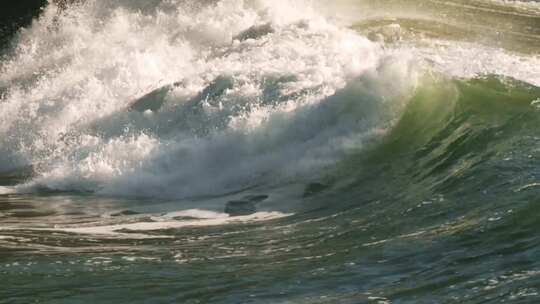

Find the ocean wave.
[{"left": 0, "top": 0, "right": 538, "bottom": 200}]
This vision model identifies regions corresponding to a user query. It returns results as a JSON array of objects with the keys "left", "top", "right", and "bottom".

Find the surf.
[{"left": 1, "top": 1, "right": 540, "bottom": 302}]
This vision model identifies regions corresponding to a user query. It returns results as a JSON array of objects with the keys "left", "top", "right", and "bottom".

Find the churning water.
[{"left": 1, "top": 0, "right": 540, "bottom": 303}]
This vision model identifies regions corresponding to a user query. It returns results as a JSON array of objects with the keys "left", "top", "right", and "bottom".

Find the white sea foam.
[
  {"left": 0, "top": 0, "right": 417, "bottom": 198},
  {"left": 160, "top": 209, "right": 229, "bottom": 220},
  {"left": 0, "top": 210, "right": 291, "bottom": 238},
  {"left": 409, "top": 40, "right": 540, "bottom": 86},
  {"left": 0, "top": 186, "right": 16, "bottom": 195},
  {"left": 485, "top": 0, "right": 540, "bottom": 13}
]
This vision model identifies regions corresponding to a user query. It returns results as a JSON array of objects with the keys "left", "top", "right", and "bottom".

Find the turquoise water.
[{"left": 1, "top": 0, "right": 540, "bottom": 303}]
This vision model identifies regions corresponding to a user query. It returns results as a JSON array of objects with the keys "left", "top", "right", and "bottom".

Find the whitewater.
[{"left": 1, "top": 0, "right": 540, "bottom": 303}]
